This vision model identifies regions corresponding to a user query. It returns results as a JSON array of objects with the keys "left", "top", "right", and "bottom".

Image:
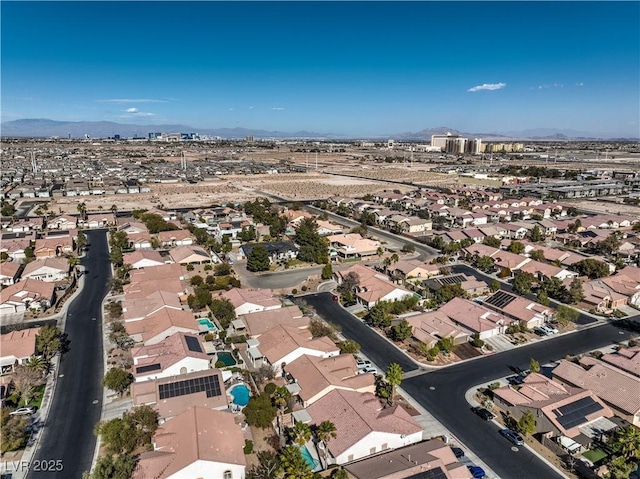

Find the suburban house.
[
  {"left": 118, "top": 220, "right": 149, "bottom": 235},
  {"left": 493, "top": 373, "right": 614, "bottom": 444},
  {"left": 228, "top": 305, "right": 308, "bottom": 338},
  {"left": 387, "top": 260, "right": 440, "bottom": 283},
  {"left": 490, "top": 250, "right": 531, "bottom": 273},
  {"left": 238, "top": 241, "right": 299, "bottom": 263},
  {"left": 0, "top": 261, "right": 21, "bottom": 286},
  {"left": 132, "top": 332, "right": 211, "bottom": 382},
  {"left": 133, "top": 407, "right": 246, "bottom": 479},
  {"left": 284, "top": 354, "right": 376, "bottom": 407},
  {"left": 423, "top": 273, "right": 490, "bottom": 297},
  {"left": 600, "top": 346, "right": 640, "bottom": 378},
  {"left": 0, "top": 237, "right": 31, "bottom": 262},
  {"left": 328, "top": 233, "right": 381, "bottom": 260},
  {"left": 303, "top": 389, "right": 423, "bottom": 465},
  {"left": 315, "top": 219, "right": 344, "bottom": 236},
  {"left": 355, "top": 276, "right": 414, "bottom": 309},
  {"left": 125, "top": 307, "right": 200, "bottom": 345},
  {"left": 33, "top": 236, "right": 74, "bottom": 258},
  {"left": 20, "top": 257, "right": 70, "bottom": 282},
  {"left": 0, "top": 279, "right": 56, "bottom": 314},
  {"left": 437, "top": 297, "right": 514, "bottom": 339},
  {"left": 519, "top": 260, "right": 577, "bottom": 282},
  {"left": 404, "top": 310, "right": 471, "bottom": 348},
  {"left": 46, "top": 214, "right": 77, "bottom": 230},
  {"left": 126, "top": 231, "right": 153, "bottom": 250},
  {"left": 553, "top": 357, "right": 640, "bottom": 427},
  {"left": 344, "top": 439, "right": 472, "bottom": 479},
  {"left": 482, "top": 290, "right": 554, "bottom": 329},
  {"left": 169, "top": 245, "right": 212, "bottom": 265},
  {"left": 602, "top": 268, "right": 640, "bottom": 308},
  {"left": 122, "top": 290, "right": 184, "bottom": 322},
  {"left": 131, "top": 369, "right": 228, "bottom": 421},
  {"left": 157, "top": 229, "right": 195, "bottom": 247},
  {"left": 246, "top": 324, "right": 339, "bottom": 373},
  {"left": 580, "top": 279, "right": 628, "bottom": 313},
  {"left": 80, "top": 213, "right": 114, "bottom": 229},
  {"left": 0, "top": 327, "right": 41, "bottom": 373},
  {"left": 219, "top": 288, "right": 281, "bottom": 316},
  {"left": 123, "top": 250, "right": 166, "bottom": 269}
]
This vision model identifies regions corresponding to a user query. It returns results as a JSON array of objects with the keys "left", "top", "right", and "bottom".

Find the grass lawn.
[
  {"left": 583, "top": 448, "right": 608, "bottom": 464},
  {"left": 29, "top": 383, "right": 47, "bottom": 408}
]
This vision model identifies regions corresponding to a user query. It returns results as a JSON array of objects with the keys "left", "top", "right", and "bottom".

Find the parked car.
[
  {"left": 500, "top": 428, "right": 524, "bottom": 446},
  {"left": 467, "top": 465, "right": 486, "bottom": 478},
  {"left": 343, "top": 301, "right": 357, "bottom": 308},
  {"left": 471, "top": 406, "right": 495, "bottom": 421},
  {"left": 451, "top": 446, "right": 465, "bottom": 459},
  {"left": 534, "top": 326, "right": 549, "bottom": 336},
  {"left": 506, "top": 375, "right": 525, "bottom": 385},
  {"left": 543, "top": 324, "right": 559, "bottom": 334},
  {"left": 9, "top": 406, "right": 36, "bottom": 416},
  {"left": 358, "top": 365, "right": 377, "bottom": 375},
  {"left": 356, "top": 359, "right": 371, "bottom": 369}
]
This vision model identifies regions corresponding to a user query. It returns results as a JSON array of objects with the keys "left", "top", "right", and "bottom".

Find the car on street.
[
  {"left": 9, "top": 406, "right": 37, "bottom": 416},
  {"left": 343, "top": 301, "right": 357, "bottom": 308},
  {"left": 467, "top": 465, "right": 486, "bottom": 478},
  {"left": 471, "top": 406, "right": 495, "bottom": 421},
  {"left": 499, "top": 428, "right": 524, "bottom": 446},
  {"left": 451, "top": 446, "right": 465, "bottom": 458}
]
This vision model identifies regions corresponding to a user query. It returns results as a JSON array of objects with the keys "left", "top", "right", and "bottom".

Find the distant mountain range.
[{"left": 1, "top": 118, "right": 637, "bottom": 141}]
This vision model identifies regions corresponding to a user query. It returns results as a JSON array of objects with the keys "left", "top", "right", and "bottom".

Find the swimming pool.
[
  {"left": 230, "top": 384, "right": 250, "bottom": 407},
  {"left": 216, "top": 352, "right": 237, "bottom": 367},
  {"left": 300, "top": 445, "right": 320, "bottom": 470},
  {"left": 198, "top": 318, "right": 218, "bottom": 332}
]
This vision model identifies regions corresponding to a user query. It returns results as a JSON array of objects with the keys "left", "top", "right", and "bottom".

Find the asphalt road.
[
  {"left": 305, "top": 291, "right": 639, "bottom": 479},
  {"left": 28, "top": 230, "right": 111, "bottom": 479}
]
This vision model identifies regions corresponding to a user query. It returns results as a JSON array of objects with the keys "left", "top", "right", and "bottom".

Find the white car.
[
  {"left": 358, "top": 365, "right": 377, "bottom": 375},
  {"left": 356, "top": 359, "right": 371, "bottom": 369},
  {"left": 540, "top": 325, "right": 558, "bottom": 335},
  {"left": 10, "top": 406, "right": 36, "bottom": 416}
]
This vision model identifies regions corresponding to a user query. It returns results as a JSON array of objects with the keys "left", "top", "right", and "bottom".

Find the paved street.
[
  {"left": 305, "top": 291, "right": 639, "bottom": 479},
  {"left": 27, "top": 230, "right": 111, "bottom": 479}
]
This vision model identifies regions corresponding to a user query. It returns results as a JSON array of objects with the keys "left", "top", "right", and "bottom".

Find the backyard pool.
[
  {"left": 216, "top": 352, "right": 237, "bottom": 367},
  {"left": 300, "top": 445, "right": 320, "bottom": 470},
  {"left": 230, "top": 383, "right": 250, "bottom": 407},
  {"left": 198, "top": 318, "right": 218, "bottom": 332}
]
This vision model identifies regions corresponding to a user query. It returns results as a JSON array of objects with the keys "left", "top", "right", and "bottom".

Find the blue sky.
[{"left": 2, "top": 1, "right": 639, "bottom": 136}]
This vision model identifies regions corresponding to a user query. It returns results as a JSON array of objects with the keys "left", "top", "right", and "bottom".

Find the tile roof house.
[
  {"left": 328, "top": 233, "right": 381, "bottom": 259},
  {"left": 0, "top": 261, "right": 21, "bottom": 286},
  {"left": 553, "top": 358, "right": 640, "bottom": 427},
  {"left": 0, "top": 237, "right": 31, "bottom": 262},
  {"left": 0, "top": 327, "right": 41, "bottom": 372},
  {"left": 519, "top": 260, "right": 577, "bottom": 282},
  {"left": 493, "top": 373, "right": 614, "bottom": 440},
  {"left": 169, "top": 245, "right": 212, "bottom": 265},
  {"left": 601, "top": 267, "right": 640, "bottom": 307},
  {"left": 219, "top": 288, "right": 281, "bottom": 316},
  {"left": 581, "top": 279, "right": 628, "bottom": 313},
  {"left": 133, "top": 407, "right": 245, "bottom": 479},
  {"left": 247, "top": 324, "right": 339, "bottom": 373},
  {"left": 423, "top": 273, "right": 490, "bottom": 296},
  {"left": 388, "top": 260, "right": 441, "bottom": 283},
  {"left": 482, "top": 290, "right": 554, "bottom": 329},
  {"left": 33, "top": 236, "right": 74, "bottom": 258},
  {"left": 20, "top": 257, "right": 70, "bottom": 282},
  {"left": 437, "top": 297, "right": 514, "bottom": 339},
  {"left": 46, "top": 214, "right": 78, "bottom": 230},
  {"left": 601, "top": 346, "right": 640, "bottom": 378},
  {"left": 123, "top": 250, "right": 166, "bottom": 269},
  {"left": 123, "top": 290, "right": 184, "bottom": 322},
  {"left": 126, "top": 231, "right": 153, "bottom": 250},
  {"left": 117, "top": 220, "right": 149, "bottom": 234},
  {"left": 315, "top": 219, "right": 344, "bottom": 236},
  {"left": 125, "top": 307, "right": 200, "bottom": 345},
  {"left": 157, "top": 229, "right": 195, "bottom": 247},
  {"left": 285, "top": 354, "right": 376, "bottom": 407},
  {"left": 304, "top": 389, "right": 423, "bottom": 465},
  {"left": 131, "top": 369, "right": 228, "bottom": 421},
  {"left": 0, "top": 278, "right": 56, "bottom": 314},
  {"left": 490, "top": 250, "right": 531, "bottom": 272},
  {"left": 355, "top": 276, "right": 414, "bottom": 309},
  {"left": 132, "top": 332, "right": 211, "bottom": 382},
  {"left": 344, "top": 439, "right": 472, "bottom": 479},
  {"left": 404, "top": 310, "right": 471, "bottom": 348},
  {"left": 229, "top": 305, "right": 308, "bottom": 338},
  {"left": 239, "top": 241, "right": 299, "bottom": 262}
]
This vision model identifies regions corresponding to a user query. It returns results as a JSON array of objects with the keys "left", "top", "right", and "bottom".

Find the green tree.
[
  {"left": 537, "top": 291, "right": 550, "bottom": 306},
  {"left": 127, "top": 405, "right": 159, "bottom": 446},
  {"left": 238, "top": 225, "right": 257, "bottom": 242},
  {"left": 330, "top": 468, "right": 349, "bottom": 479},
  {"left": 187, "top": 284, "right": 212, "bottom": 311},
  {"left": 0, "top": 408, "right": 28, "bottom": 452},
  {"left": 609, "top": 426, "right": 640, "bottom": 460},
  {"left": 321, "top": 262, "right": 333, "bottom": 280},
  {"left": 567, "top": 278, "right": 585, "bottom": 304},
  {"left": 190, "top": 275, "right": 204, "bottom": 286},
  {"left": 290, "top": 421, "right": 312, "bottom": 446},
  {"left": 214, "top": 262, "right": 233, "bottom": 276},
  {"left": 246, "top": 451, "right": 281, "bottom": 479},
  {"left": 315, "top": 420, "right": 337, "bottom": 466},
  {"left": 529, "top": 249, "right": 545, "bottom": 262},
  {"left": 95, "top": 417, "right": 137, "bottom": 455},
  {"left": 1, "top": 200, "right": 16, "bottom": 217},
  {"left": 529, "top": 225, "right": 544, "bottom": 242},
  {"left": 295, "top": 217, "right": 328, "bottom": 264},
  {"left": 513, "top": 271, "right": 536, "bottom": 296},
  {"left": 273, "top": 386, "right": 291, "bottom": 419},
  {"left": 572, "top": 259, "right": 610, "bottom": 279},
  {"left": 108, "top": 322, "right": 134, "bottom": 350},
  {"left": 76, "top": 231, "right": 87, "bottom": 250},
  {"left": 508, "top": 241, "right": 525, "bottom": 254},
  {"left": 482, "top": 236, "right": 501, "bottom": 248},
  {"left": 386, "top": 363, "right": 403, "bottom": 402},
  {"left": 36, "top": 325, "right": 65, "bottom": 360},
  {"left": 247, "top": 244, "right": 271, "bottom": 272},
  {"left": 476, "top": 255, "right": 495, "bottom": 273},
  {"left": 338, "top": 340, "right": 361, "bottom": 354},
  {"left": 435, "top": 283, "right": 466, "bottom": 305},
  {"left": 210, "top": 298, "right": 236, "bottom": 327},
  {"left": 555, "top": 305, "right": 579, "bottom": 326},
  {"left": 77, "top": 201, "right": 87, "bottom": 221},
  {"left": 12, "top": 364, "right": 44, "bottom": 405},
  {"left": 102, "top": 367, "right": 133, "bottom": 396},
  {"left": 437, "top": 336, "right": 457, "bottom": 353},
  {"left": 278, "top": 446, "right": 315, "bottom": 479},
  {"left": 390, "top": 320, "right": 413, "bottom": 341},
  {"left": 490, "top": 279, "right": 501, "bottom": 292},
  {"left": 606, "top": 455, "right": 634, "bottom": 479},
  {"left": 87, "top": 454, "right": 137, "bottom": 479},
  {"left": 368, "top": 302, "right": 391, "bottom": 328},
  {"left": 517, "top": 410, "right": 536, "bottom": 435},
  {"left": 243, "top": 393, "right": 277, "bottom": 429},
  {"left": 529, "top": 357, "right": 540, "bottom": 373}
]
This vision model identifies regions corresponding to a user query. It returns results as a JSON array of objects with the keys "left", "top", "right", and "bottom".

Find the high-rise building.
[
  {"left": 445, "top": 136, "right": 467, "bottom": 154},
  {"left": 466, "top": 138, "right": 482, "bottom": 155}
]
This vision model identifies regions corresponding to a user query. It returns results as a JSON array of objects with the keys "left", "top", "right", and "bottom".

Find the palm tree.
[
  {"left": 610, "top": 426, "right": 640, "bottom": 460},
  {"left": 273, "top": 386, "right": 291, "bottom": 415},
  {"left": 25, "top": 355, "right": 50, "bottom": 377},
  {"left": 383, "top": 257, "right": 392, "bottom": 271},
  {"left": 278, "top": 446, "right": 315, "bottom": 479},
  {"left": 77, "top": 201, "right": 87, "bottom": 221},
  {"left": 290, "top": 421, "right": 312, "bottom": 447},
  {"left": 391, "top": 253, "right": 399, "bottom": 265},
  {"left": 314, "top": 420, "right": 337, "bottom": 467},
  {"left": 385, "top": 363, "right": 403, "bottom": 404}
]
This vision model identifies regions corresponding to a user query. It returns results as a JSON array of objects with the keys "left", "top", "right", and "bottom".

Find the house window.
[
  {"left": 223, "top": 471, "right": 232, "bottom": 479},
  {"left": 369, "top": 447, "right": 376, "bottom": 454},
  {"left": 381, "top": 443, "right": 388, "bottom": 450}
]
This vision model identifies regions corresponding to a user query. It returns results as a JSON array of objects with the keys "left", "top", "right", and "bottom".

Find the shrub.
[
  {"left": 291, "top": 289, "right": 298, "bottom": 295},
  {"left": 301, "top": 285, "right": 308, "bottom": 291},
  {"left": 243, "top": 439, "right": 254, "bottom": 454},
  {"left": 264, "top": 383, "right": 277, "bottom": 395},
  {"left": 471, "top": 333, "right": 484, "bottom": 348},
  {"left": 215, "top": 360, "right": 226, "bottom": 368}
]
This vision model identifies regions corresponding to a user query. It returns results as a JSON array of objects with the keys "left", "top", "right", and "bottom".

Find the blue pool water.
[
  {"left": 300, "top": 445, "right": 320, "bottom": 470},
  {"left": 230, "top": 384, "right": 250, "bottom": 407},
  {"left": 216, "top": 352, "right": 237, "bottom": 367},
  {"left": 198, "top": 318, "right": 218, "bottom": 331}
]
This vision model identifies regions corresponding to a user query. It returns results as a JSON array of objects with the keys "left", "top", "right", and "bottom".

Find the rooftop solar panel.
[
  {"left": 158, "top": 374, "right": 221, "bottom": 400},
  {"left": 553, "top": 396, "right": 604, "bottom": 430},
  {"left": 484, "top": 290, "right": 517, "bottom": 309},
  {"left": 136, "top": 363, "right": 162, "bottom": 374},
  {"left": 184, "top": 335, "right": 203, "bottom": 353},
  {"left": 438, "top": 275, "right": 465, "bottom": 285},
  {"left": 405, "top": 466, "right": 448, "bottom": 479}
]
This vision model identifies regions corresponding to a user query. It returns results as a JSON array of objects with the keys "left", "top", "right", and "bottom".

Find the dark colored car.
[
  {"left": 343, "top": 301, "right": 357, "bottom": 307},
  {"left": 468, "top": 465, "right": 486, "bottom": 478},
  {"left": 500, "top": 428, "right": 525, "bottom": 446},
  {"left": 471, "top": 406, "right": 495, "bottom": 421},
  {"left": 451, "top": 447, "right": 465, "bottom": 459}
]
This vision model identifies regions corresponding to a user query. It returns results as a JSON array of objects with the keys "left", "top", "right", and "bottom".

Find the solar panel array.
[
  {"left": 553, "top": 396, "right": 603, "bottom": 430},
  {"left": 136, "top": 363, "right": 162, "bottom": 374},
  {"left": 184, "top": 335, "right": 203, "bottom": 353},
  {"left": 438, "top": 275, "right": 465, "bottom": 285},
  {"left": 158, "top": 374, "right": 222, "bottom": 400},
  {"left": 484, "top": 290, "right": 517, "bottom": 309},
  {"left": 405, "top": 466, "right": 447, "bottom": 479}
]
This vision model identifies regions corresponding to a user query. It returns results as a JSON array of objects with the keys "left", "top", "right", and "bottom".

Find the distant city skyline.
[{"left": 2, "top": 1, "right": 639, "bottom": 137}]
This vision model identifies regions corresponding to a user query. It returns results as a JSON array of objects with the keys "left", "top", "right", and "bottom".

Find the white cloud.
[
  {"left": 467, "top": 83, "right": 506, "bottom": 92},
  {"left": 271, "top": 107, "right": 285, "bottom": 111},
  {"left": 98, "top": 98, "right": 168, "bottom": 103},
  {"left": 126, "top": 107, "right": 138, "bottom": 113},
  {"left": 121, "top": 107, "right": 156, "bottom": 118}
]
